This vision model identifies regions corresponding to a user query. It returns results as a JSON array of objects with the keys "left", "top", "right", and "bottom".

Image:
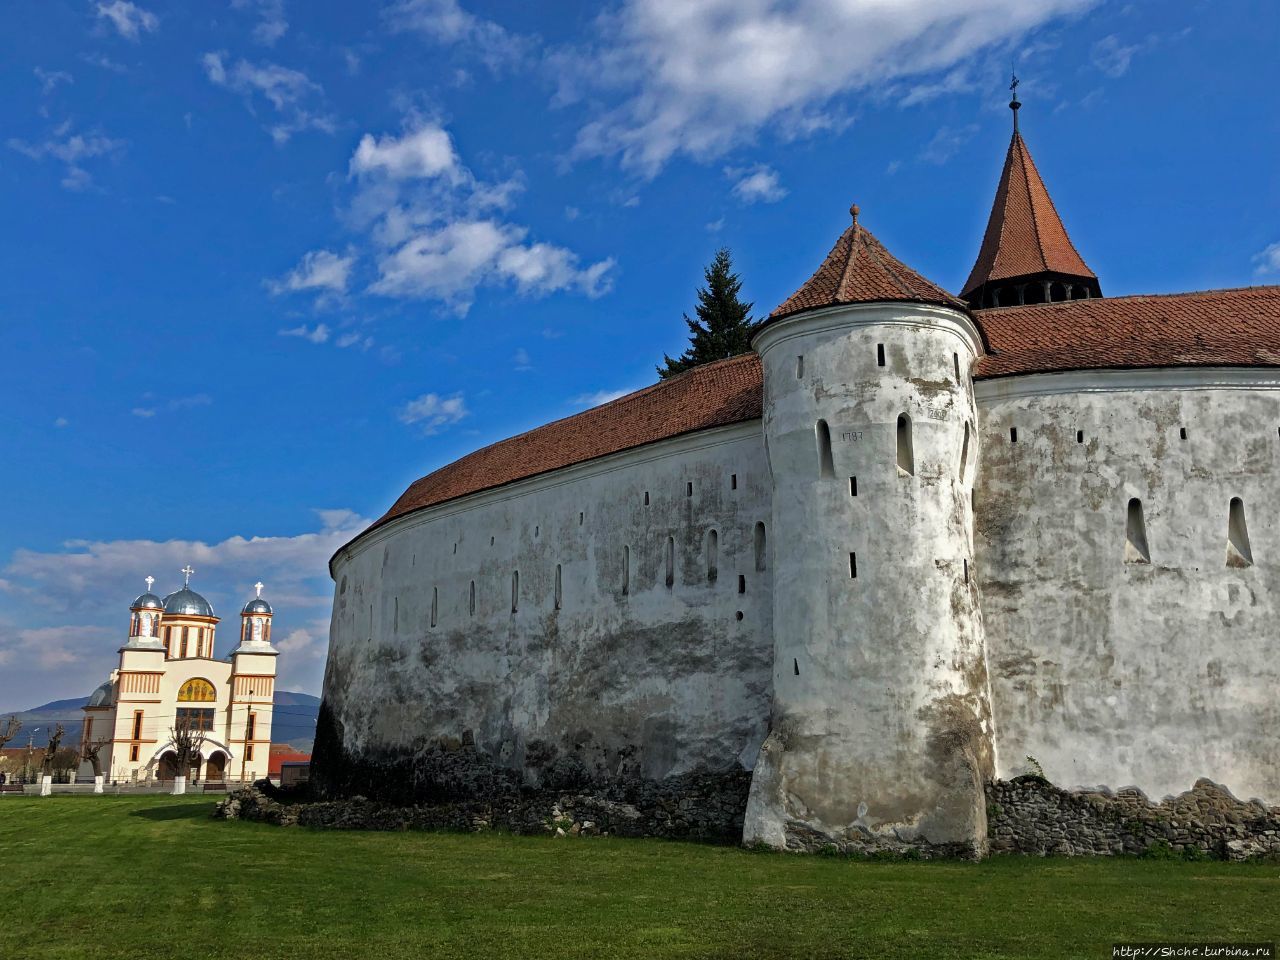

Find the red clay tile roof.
[
  {"left": 768, "top": 209, "right": 965, "bottom": 323},
  {"left": 975, "top": 286, "right": 1280, "bottom": 378},
  {"left": 961, "top": 132, "right": 1096, "bottom": 299},
  {"left": 354, "top": 352, "right": 764, "bottom": 540}
]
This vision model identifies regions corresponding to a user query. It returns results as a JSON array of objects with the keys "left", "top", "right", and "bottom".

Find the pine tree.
[{"left": 657, "top": 248, "right": 755, "bottom": 379}]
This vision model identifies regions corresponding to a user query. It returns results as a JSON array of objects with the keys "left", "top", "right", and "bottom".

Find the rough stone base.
[
  {"left": 986, "top": 776, "right": 1280, "bottom": 860},
  {"left": 776, "top": 819, "right": 982, "bottom": 860},
  {"left": 216, "top": 767, "right": 751, "bottom": 844}
]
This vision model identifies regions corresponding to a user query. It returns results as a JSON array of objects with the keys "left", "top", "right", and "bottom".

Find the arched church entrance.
[
  {"left": 158, "top": 751, "right": 179, "bottom": 781},
  {"left": 205, "top": 751, "right": 227, "bottom": 782}
]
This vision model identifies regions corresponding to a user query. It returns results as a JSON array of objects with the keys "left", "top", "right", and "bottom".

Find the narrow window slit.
[
  {"left": 430, "top": 587, "right": 438, "bottom": 628},
  {"left": 796, "top": 356, "right": 804, "bottom": 378},
  {"left": 963, "top": 559, "right": 969, "bottom": 584},
  {"left": 959, "top": 421, "right": 971, "bottom": 481},
  {"left": 896, "top": 414, "right": 914, "bottom": 476},
  {"left": 876, "top": 343, "right": 885, "bottom": 367},
  {"left": 1076, "top": 430, "right": 1084, "bottom": 444},
  {"left": 665, "top": 536, "right": 675, "bottom": 588},
  {"left": 1125, "top": 498, "right": 1151, "bottom": 564},
  {"left": 469, "top": 581, "right": 476, "bottom": 616},
  {"left": 753, "top": 523, "right": 767, "bottom": 573},
  {"left": 1227, "top": 498, "right": 1253, "bottom": 567},
  {"left": 1010, "top": 427, "right": 1018, "bottom": 443},
  {"left": 1179, "top": 427, "right": 1187, "bottom": 441},
  {"left": 705, "top": 529, "right": 719, "bottom": 582},
  {"left": 731, "top": 473, "right": 737, "bottom": 490},
  {"left": 644, "top": 491, "right": 650, "bottom": 505},
  {"left": 816, "top": 419, "right": 835, "bottom": 478},
  {"left": 849, "top": 552, "right": 858, "bottom": 579},
  {"left": 737, "top": 574, "right": 746, "bottom": 594},
  {"left": 511, "top": 571, "right": 519, "bottom": 613},
  {"left": 686, "top": 481, "right": 693, "bottom": 497},
  {"left": 850, "top": 476, "right": 858, "bottom": 496},
  {"left": 793, "top": 658, "right": 799, "bottom": 676},
  {"left": 554, "top": 564, "right": 562, "bottom": 610},
  {"left": 623, "top": 546, "right": 630, "bottom": 595},
  {"left": 953, "top": 353, "right": 961, "bottom": 381}
]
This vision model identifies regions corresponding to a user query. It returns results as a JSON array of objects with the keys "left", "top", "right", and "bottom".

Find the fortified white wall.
[
  {"left": 745, "top": 303, "right": 995, "bottom": 854},
  {"left": 975, "top": 368, "right": 1280, "bottom": 804},
  {"left": 321, "top": 423, "right": 774, "bottom": 795}
]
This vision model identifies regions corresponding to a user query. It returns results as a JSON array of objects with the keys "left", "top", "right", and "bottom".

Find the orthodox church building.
[
  {"left": 313, "top": 94, "right": 1280, "bottom": 856},
  {"left": 81, "top": 568, "right": 279, "bottom": 783}
]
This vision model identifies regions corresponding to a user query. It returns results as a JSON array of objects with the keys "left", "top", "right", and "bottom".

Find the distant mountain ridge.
[{"left": 1, "top": 691, "right": 321, "bottom": 750}]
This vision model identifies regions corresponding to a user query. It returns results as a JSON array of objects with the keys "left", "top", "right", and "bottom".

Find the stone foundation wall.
[
  {"left": 986, "top": 776, "right": 1280, "bottom": 860},
  {"left": 217, "top": 767, "right": 751, "bottom": 845}
]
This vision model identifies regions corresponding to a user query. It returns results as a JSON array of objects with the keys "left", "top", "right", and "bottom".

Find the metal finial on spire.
[
  {"left": 181, "top": 565, "right": 194, "bottom": 586},
  {"left": 255, "top": 581, "right": 264, "bottom": 599},
  {"left": 145, "top": 575, "right": 155, "bottom": 592},
  {"left": 1009, "top": 69, "right": 1022, "bottom": 133}
]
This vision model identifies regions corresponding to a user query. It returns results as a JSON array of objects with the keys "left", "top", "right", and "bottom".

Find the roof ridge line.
[
  {"left": 835, "top": 224, "right": 861, "bottom": 299},
  {"left": 1015, "top": 133, "right": 1051, "bottom": 269}
]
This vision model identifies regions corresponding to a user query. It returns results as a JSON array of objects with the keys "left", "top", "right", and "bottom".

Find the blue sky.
[{"left": 1, "top": 0, "right": 1277, "bottom": 708}]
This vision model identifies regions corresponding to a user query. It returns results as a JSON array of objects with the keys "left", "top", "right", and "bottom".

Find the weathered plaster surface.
[
  {"left": 743, "top": 303, "right": 994, "bottom": 854},
  {"left": 317, "top": 424, "right": 774, "bottom": 799},
  {"left": 975, "top": 369, "right": 1280, "bottom": 804}
]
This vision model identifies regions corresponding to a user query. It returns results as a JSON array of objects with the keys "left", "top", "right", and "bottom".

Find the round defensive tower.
[{"left": 743, "top": 205, "right": 995, "bottom": 855}]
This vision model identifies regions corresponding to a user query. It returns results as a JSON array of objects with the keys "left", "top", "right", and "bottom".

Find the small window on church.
[
  {"left": 897, "top": 414, "right": 914, "bottom": 476},
  {"left": 511, "top": 571, "right": 520, "bottom": 612},
  {"left": 665, "top": 536, "right": 675, "bottom": 588},
  {"left": 430, "top": 587, "right": 438, "bottom": 628},
  {"left": 953, "top": 353, "right": 960, "bottom": 382},
  {"left": 469, "top": 581, "right": 476, "bottom": 616},
  {"left": 816, "top": 420, "right": 835, "bottom": 478},
  {"left": 876, "top": 343, "right": 885, "bottom": 367},
  {"left": 1125, "top": 498, "right": 1151, "bottom": 564},
  {"left": 1228, "top": 497, "right": 1253, "bottom": 567},
  {"left": 705, "top": 530, "right": 719, "bottom": 582},
  {"left": 554, "top": 565, "right": 562, "bottom": 610},
  {"left": 623, "top": 546, "right": 630, "bottom": 596}
]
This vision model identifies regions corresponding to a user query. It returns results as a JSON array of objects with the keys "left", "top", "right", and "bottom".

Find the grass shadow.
[{"left": 129, "top": 803, "right": 214, "bottom": 822}]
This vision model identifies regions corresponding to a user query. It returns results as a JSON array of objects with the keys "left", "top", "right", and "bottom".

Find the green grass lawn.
[{"left": 1, "top": 795, "right": 1277, "bottom": 959}]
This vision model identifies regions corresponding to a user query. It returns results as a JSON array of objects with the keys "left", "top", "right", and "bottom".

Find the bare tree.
[
  {"left": 0, "top": 715, "right": 20, "bottom": 750},
  {"left": 169, "top": 718, "right": 207, "bottom": 780},
  {"left": 40, "top": 724, "right": 65, "bottom": 777},
  {"left": 81, "top": 738, "right": 109, "bottom": 779}
]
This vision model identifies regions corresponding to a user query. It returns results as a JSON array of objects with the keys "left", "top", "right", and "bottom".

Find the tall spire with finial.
[
  {"left": 960, "top": 74, "right": 1101, "bottom": 307},
  {"left": 1009, "top": 69, "right": 1021, "bottom": 132}
]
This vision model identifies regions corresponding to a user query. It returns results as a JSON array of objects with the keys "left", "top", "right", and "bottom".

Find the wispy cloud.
[
  {"left": 397, "top": 391, "right": 469, "bottom": 433},
  {"left": 279, "top": 323, "right": 331, "bottom": 344},
  {"left": 1253, "top": 242, "right": 1280, "bottom": 277},
  {"left": 202, "top": 51, "right": 336, "bottom": 143},
  {"left": 726, "top": 164, "right": 786, "bottom": 204},
  {"left": 231, "top": 0, "right": 289, "bottom": 46},
  {"left": 513, "top": 347, "right": 532, "bottom": 370},
  {"left": 7, "top": 122, "right": 126, "bottom": 190},
  {"left": 268, "top": 249, "right": 355, "bottom": 298},
  {"left": 919, "top": 123, "right": 979, "bottom": 165},
  {"left": 562, "top": 0, "right": 1096, "bottom": 176},
  {"left": 81, "top": 52, "right": 129, "bottom": 73},
  {"left": 34, "top": 68, "right": 73, "bottom": 96},
  {"left": 385, "top": 0, "right": 528, "bottom": 69},
  {"left": 1091, "top": 34, "right": 1140, "bottom": 78},
  {"left": 95, "top": 1, "right": 158, "bottom": 41},
  {"left": 573, "top": 387, "right": 634, "bottom": 408}
]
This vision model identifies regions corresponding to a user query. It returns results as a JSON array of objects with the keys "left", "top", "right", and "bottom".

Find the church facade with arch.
[
  {"left": 313, "top": 102, "right": 1280, "bottom": 856},
  {"left": 80, "top": 570, "right": 279, "bottom": 784}
]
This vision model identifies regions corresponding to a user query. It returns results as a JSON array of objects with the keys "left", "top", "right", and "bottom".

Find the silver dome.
[
  {"left": 87, "top": 680, "right": 114, "bottom": 707},
  {"left": 242, "top": 597, "right": 273, "bottom": 615},
  {"left": 131, "top": 592, "right": 164, "bottom": 610},
  {"left": 163, "top": 587, "right": 215, "bottom": 618}
]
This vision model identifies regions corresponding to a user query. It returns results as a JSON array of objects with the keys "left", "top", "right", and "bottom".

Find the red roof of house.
[
  {"left": 769, "top": 208, "right": 964, "bottom": 322},
  {"left": 268, "top": 750, "right": 311, "bottom": 777},
  {"left": 974, "top": 286, "right": 1280, "bottom": 378},
  {"left": 961, "top": 131, "right": 1096, "bottom": 299}
]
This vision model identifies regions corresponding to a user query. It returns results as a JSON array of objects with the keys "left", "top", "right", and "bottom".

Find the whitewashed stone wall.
[
  {"left": 975, "top": 368, "right": 1280, "bottom": 805},
  {"left": 322, "top": 423, "right": 774, "bottom": 792}
]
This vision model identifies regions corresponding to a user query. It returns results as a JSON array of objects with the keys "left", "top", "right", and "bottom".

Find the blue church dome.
[
  {"left": 131, "top": 592, "right": 164, "bottom": 610},
  {"left": 163, "top": 587, "right": 215, "bottom": 618}
]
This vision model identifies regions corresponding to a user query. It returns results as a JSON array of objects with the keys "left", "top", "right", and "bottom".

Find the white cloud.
[
  {"left": 202, "top": 51, "right": 336, "bottom": 143},
  {"left": 726, "top": 164, "right": 786, "bottom": 204},
  {"left": 34, "top": 68, "right": 73, "bottom": 96},
  {"left": 350, "top": 126, "right": 461, "bottom": 182},
  {"left": 513, "top": 347, "right": 531, "bottom": 370},
  {"left": 351, "top": 121, "right": 615, "bottom": 312},
  {"left": 268, "top": 249, "right": 355, "bottom": 296},
  {"left": 54, "top": 417, "right": 69, "bottom": 428},
  {"left": 397, "top": 392, "right": 469, "bottom": 433},
  {"left": 131, "top": 407, "right": 156, "bottom": 418},
  {"left": 95, "top": 1, "right": 158, "bottom": 41},
  {"left": 231, "top": 0, "right": 289, "bottom": 46},
  {"left": 565, "top": 0, "right": 1096, "bottom": 175},
  {"left": 1091, "top": 34, "right": 1140, "bottom": 78},
  {"left": 385, "top": 0, "right": 527, "bottom": 68},
  {"left": 919, "top": 123, "right": 979, "bottom": 165},
  {"left": 573, "top": 387, "right": 634, "bottom": 408},
  {"left": 279, "top": 323, "right": 331, "bottom": 344},
  {"left": 7, "top": 124, "right": 126, "bottom": 190},
  {"left": 1253, "top": 242, "right": 1280, "bottom": 277},
  {"left": 81, "top": 52, "right": 129, "bottom": 73},
  {"left": 0, "top": 509, "right": 369, "bottom": 702}
]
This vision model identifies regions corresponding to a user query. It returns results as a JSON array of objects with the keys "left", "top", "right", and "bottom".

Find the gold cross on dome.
[
  {"left": 145, "top": 575, "right": 155, "bottom": 592},
  {"left": 181, "top": 565, "right": 195, "bottom": 586},
  {"left": 255, "top": 581, "right": 264, "bottom": 599}
]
